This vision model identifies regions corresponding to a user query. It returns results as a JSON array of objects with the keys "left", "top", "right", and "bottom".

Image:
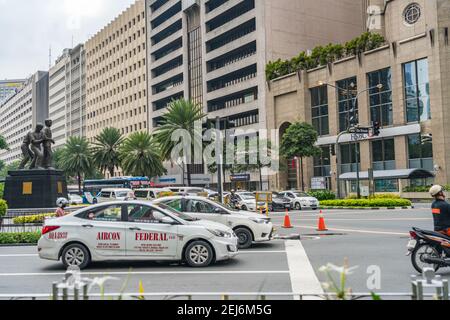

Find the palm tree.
[
  {"left": 59, "top": 137, "right": 94, "bottom": 194},
  {"left": 119, "top": 132, "right": 166, "bottom": 178},
  {"left": 154, "top": 99, "right": 205, "bottom": 186},
  {"left": 91, "top": 127, "right": 124, "bottom": 177}
]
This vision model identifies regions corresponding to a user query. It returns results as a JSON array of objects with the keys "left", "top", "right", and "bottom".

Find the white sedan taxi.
[
  {"left": 38, "top": 201, "right": 239, "bottom": 269},
  {"left": 153, "top": 196, "right": 274, "bottom": 249}
]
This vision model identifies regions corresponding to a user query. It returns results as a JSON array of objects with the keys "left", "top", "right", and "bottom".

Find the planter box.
[{"left": 401, "top": 192, "right": 430, "bottom": 200}]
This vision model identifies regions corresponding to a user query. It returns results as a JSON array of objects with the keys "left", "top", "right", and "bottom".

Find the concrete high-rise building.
[
  {"left": 146, "top": 0, "right": 366, "bottom": 188},
  {"left": 267, "top": 0, "right": 450, "bottom": 196},
  {"left": 0, "top": 71, "right": 49, "bottom": 165},
  {"left": 0, "top": 79, "right": 27, "bottom": 105},
  {"left": 49, "top": 44, "right": 86, "bottom": 149},
  {"left": 85, "top": 0, "right": 148, "bottom": 170}
]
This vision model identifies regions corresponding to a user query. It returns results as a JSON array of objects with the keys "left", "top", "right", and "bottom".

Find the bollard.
[
  {"left": 52, "top": 282, "right": 59, "bottom": 301},
  {"left": 74, "top": 286, "right": 79, "bottom": 301},
  {"left": 443, "top": 280, "right": 449, "bottom": 300},
  {"left": 222, "top": 295, "right": 229, "bottom": 301},
  {"left": 82, "top": 283, "right": 89, "bottom": 301}
]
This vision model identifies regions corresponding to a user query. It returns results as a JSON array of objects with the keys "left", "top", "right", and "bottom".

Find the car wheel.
[
  {"left": 61, "top": 243, "right": 91, "bottom": 269},
  {"left": 185, "top": 241, "right": 214, "bottom": 267},
  {"left": 241, "top": 205, "right": 248, "bottom": 211},
  {"left": 235, "top": 228, "right": 253, "bottom": 249},
  {"left": 295, "top": 202, "right": 302, "bottom": 210}
]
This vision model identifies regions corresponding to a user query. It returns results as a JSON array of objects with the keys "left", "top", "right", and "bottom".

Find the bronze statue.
[
  {"left": 42, "top": 119, "right": 55, "bottom": 169},
  {"left": 29, "top": 123, "right": 45, "bottom": 169},
  {"left": 18, "top": 128, "right": 35, "bottom": 170}
]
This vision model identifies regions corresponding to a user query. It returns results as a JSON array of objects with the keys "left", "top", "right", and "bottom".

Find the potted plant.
[{"left": 0, "top": 200, "right": 8, "bottom": 230}]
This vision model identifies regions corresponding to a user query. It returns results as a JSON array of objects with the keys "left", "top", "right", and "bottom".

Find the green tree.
[
  {"left": 59, "top": 137, "right": 94, "bottom": 194},
  {"left": 0, "top": 135, "right": 9, "bottom": 151},
  {"left": 280, "top": 122, "right": 321, "bottom": 191},
  {"left": 119, "top": 132, "right": 166, "bottom": 178},
  {"left": 154, "top": 99, "right": 205, "bottom": 186},
  {"left": 92, "top": 127, "right": 124, "bottom": 177},
  {"left": 0, "top": 161, "right": 20, "bottom": 179}
]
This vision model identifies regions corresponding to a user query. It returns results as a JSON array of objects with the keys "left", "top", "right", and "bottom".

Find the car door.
[
  {"left": 125, "top": 204, "right": 179, "bottom": 258},
  {"left": 75, "top": 204, "right": 127, "bottom": 257},
  {"left": 183, "top": 199, "right": 228, "bottom": 225}
]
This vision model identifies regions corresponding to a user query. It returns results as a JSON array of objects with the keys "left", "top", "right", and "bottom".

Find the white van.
[
  {"left": 168, "top": 187, "right": 209, "bottom": 196},
  {"left": 134, "top": 188, "right": 172, "bottom": 200},
  {"left": 97, "top": 188, "right": 133, "bottom": 203}
]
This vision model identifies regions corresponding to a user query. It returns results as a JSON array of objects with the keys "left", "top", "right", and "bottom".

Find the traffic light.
[{"left": 372, "top": 121, "right": 381, "bottom": 136}]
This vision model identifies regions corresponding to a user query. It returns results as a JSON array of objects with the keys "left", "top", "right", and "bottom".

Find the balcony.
[
  {"left": 206, "top": 0, "right": 255, "bottom": 32},
  {"left": 206, "top": 54, "right": 257, "bottom": 82},
  {"left": 150, "top": 0, "right": 182, "bottom": 30},
  {"left": 206, "top": 18, "right": 255, "bottom": 53}
]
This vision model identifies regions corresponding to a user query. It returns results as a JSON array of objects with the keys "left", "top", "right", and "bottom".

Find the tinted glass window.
[
  {"left": 185, "top": 200, "right": 216, "bottom": 213},
  {"left": 127, "top": 205, "right": 167, "bottom": 224},
  {"left": 78, "top": 205, "right": 122, "bottom": 222}
]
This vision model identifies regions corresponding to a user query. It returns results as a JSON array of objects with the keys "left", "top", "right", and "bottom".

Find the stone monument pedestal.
[{"left": 4, "top": 170, "right": 68, "bottom": 209}]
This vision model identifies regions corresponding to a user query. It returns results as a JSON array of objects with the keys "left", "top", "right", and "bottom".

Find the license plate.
[
  {"left": 285, "top": 204, "right": 290, "bottom": 208},
  {"left": 407, "top": 239, "right": 417, "bottom": 250}
]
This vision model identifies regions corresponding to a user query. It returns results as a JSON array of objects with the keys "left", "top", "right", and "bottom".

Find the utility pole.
[{"left": 215, "top": 116, "right": 224, "bottom": 203}]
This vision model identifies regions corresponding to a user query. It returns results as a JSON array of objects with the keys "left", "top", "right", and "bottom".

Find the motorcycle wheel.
[{"left": 411, "top": 243, "right": 441, "bottom": 274}]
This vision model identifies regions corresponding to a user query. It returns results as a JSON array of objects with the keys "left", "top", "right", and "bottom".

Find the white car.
[
  {"left": 280, "top": 191, "right": 320, "bottom": 210},
  {"left": 153, "top": 196, "right": 274, "bottom": 249},
  {"left": 68, "top": 194, "right": 83, "bottom": 205},
  {"left": 233, "top": 192, "right": 266, "bottom": 212},
  {"left": 97, "top": 188, "right": 133, "bottom": 203},
  {"left": 134, "top": 188, "right": 172, "bottom": 200},
  {"left": 38, "top": 201, "right": 239, "bottom": 269}
]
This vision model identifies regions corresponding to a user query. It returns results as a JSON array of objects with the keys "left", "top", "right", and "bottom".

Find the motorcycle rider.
[
  {"left": 430, "top": 185, "right": 450, "bottom": 236},
  {"left": 55, "top": 198, "right": 69, "bottom": 217},
  {"left": 229, "top": 189, "right": 239, "bottom": 208}
]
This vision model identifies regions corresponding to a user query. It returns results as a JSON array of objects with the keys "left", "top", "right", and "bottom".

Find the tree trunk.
[
  {"left": 300, "top": 157, "right": 305, "bottom": 192},
  {"left": 78, "top": 172, "right": 82, "bottom": 195},
  {"left": 186, "top": 163, "right": 192, "bottom": 187},
  {"left": 109, "top": 167, "right": 115, "bottom": 178}
]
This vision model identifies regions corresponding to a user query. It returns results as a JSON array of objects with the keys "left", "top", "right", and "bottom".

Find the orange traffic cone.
[
  {"left": 317, "top": 210, "right": 328, "bottom": 231},
  {"left": 282, "top": 209, "right": 293, "bottom": 229}
]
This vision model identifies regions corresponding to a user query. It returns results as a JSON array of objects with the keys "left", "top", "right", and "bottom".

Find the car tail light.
[
  {"left": 409, "top": 231, "right": 417, "bottom": 239},
  {"left": 42, "top": 226, "right": 60, "bottom": 235}
]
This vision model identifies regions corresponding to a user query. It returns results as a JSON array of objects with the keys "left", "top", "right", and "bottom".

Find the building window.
[
  {"left": 313, "top": 146, "right": 331, "bottom": 177},
  {"left": 368, "top": 68, "right": 393, "bottom": 126},
  {"left": 372, "top": 138, "right": 395, "bottom": 170},
  {"left": 403, "top": 58, "right": 430, "bottom": 123},
  {"left": 408, "top": 134, "right": 433, "bottom": 171},
  {"left": 404, "top": 3, "right": 421, "bottom": 25},
  {"left": 375, "top": 179, "right": 399, "bottom": 192},
  {"left": 340, "top": 143, "right": 360, "bottom": 173},
  {"left": 311, "top": 86, "right": 329, "bottom": 136},
  {"left": 337, "top": 77, "right": 357, "bottom": 133}
]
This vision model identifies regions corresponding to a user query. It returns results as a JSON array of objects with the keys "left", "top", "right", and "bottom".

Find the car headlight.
[
  {"left": 207, "top": 229, "right": 233, "bottom": 238},
  {"left": 249, "top": 218, "right": 270, "bottom": 224}
]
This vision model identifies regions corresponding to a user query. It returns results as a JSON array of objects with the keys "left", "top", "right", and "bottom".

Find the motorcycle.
[{"left": 407, "top": 227, "right": 450, "bottom": 273}]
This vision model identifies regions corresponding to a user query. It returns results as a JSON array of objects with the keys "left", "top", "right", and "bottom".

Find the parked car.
[
  {"left": 153, "top": 196, "right": 274, "bottom": 249},
  {"left": 97, "top": 188, "right": 133, "bottom": 203},
  {"left": 134, "top": 188, "right": 172, "bottom": 200},
  {"left": 234, "top": 192, "right": 266, "bottom": 212},
  {"left": 68, "top": 194, "right": 84, "bottom": 205},
  {"left": 279, "top": 191, "right": 320, "bottom": 210},
  {"left": 270, "top": 193, "right": 293, "bottom": 211},
  {"left": 37, "top": 200, "right": 238, "bottom": 269}
]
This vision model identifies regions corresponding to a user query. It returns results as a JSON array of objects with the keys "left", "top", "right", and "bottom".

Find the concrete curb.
[
  {"left": 319, "top": 206, "right": 414, "bottom": 210},
  {"left": 0, "top": 243, "right": 37, "bottom": 247}
]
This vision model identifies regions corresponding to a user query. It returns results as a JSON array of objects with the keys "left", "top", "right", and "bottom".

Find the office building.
[{"left": 0, "top": 79, "right": 26, "bottom": 105}]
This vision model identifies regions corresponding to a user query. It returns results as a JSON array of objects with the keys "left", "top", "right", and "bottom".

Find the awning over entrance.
[{"left": 339, "top": 169, "right": 435, "bottom": 181}]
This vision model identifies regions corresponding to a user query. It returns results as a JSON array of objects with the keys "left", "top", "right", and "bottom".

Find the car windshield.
[
  {"left": 134, "top": 191, "right": 148, "bottom": 198},
  {"left": 116, "top": 191, "right": 129, "bottom": 198},
  {"left": 154, "top": 203, "right": 198, "bottom": 221},
  {"left": 294, "top": 192, "right": 309, "bottom": 197}
]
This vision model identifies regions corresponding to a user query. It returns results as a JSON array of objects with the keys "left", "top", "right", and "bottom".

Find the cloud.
[{"left": 0, "top": 0, "right": 136, "bottom": 79}]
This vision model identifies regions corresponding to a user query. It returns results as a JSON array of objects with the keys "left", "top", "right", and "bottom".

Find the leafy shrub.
[
  {"left": 13, "top": 213, "right": 55, "bottom": 224},
  {"left": 266, "top": 32, "right": 386, "bottom": 81},
  {"left": 0, "top": 200, "right": 7, "bottom": 218},
  {"left": 346, "top": 194, "right": 400, "bottom": 200},
  {"left": 308, "top": 190, "right": 336, "bottom": 201},
  {"left": 0, "top": 183, "right": 4, "bottom": 199},
  {"left": 0, "top": 232, "right": 41, "bottom": 244},
  {"left": 321, "top": 199, "right": 411, "bottom": 208}
]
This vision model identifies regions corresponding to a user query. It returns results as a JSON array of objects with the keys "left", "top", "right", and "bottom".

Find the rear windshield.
[{"left": 134, "top": 191, "right": 149, "bottom": 198}]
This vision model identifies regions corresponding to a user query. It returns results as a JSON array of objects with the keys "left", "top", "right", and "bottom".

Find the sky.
[{"left": 0, "top": 0, "right": 136, "bottom": 79}]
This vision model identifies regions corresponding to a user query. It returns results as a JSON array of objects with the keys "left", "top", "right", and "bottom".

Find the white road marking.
[
  {"left": 239, "top": 250, "right": 286, "bottom": 254},
  {"left": 288, "top": 225, "right": 408, "bottom": 236},
  {"left": 0, "top": 254, "right": 37, "bottom": 257},
  {"left": 271, "top": 218, "right": 429, "bottom": 222},
  {"left": 285, "top": 240, "right": 324, "bottom": 301},
  {"left": 0, "top": 270, "right": 290, "bottom": 277}
]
